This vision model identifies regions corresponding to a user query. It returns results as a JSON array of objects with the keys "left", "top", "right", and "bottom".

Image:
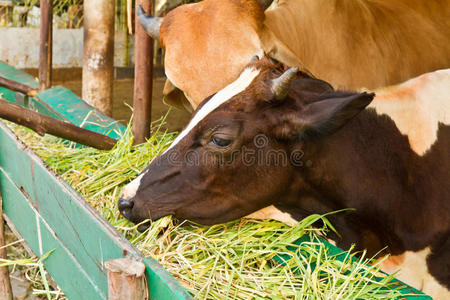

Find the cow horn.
[
  {"left": 250, "top": 55, "right": 260, "bottom": 62},
  {"left": 272, "top": 67, "right": 299, "bottom": 100},
  {"left": 137, "top": 5, "right": 163, "bottom": 39},
  {"left": 258, "top": 0, "right": 275, "bottom": 10}
]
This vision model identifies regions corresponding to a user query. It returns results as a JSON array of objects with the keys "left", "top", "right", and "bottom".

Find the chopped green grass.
[{"left": 5, "top": 118, "right": 410, "bottom": 299}]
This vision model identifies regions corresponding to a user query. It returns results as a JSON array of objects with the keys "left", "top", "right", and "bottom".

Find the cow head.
[
  {"left": 138, "top": 0, "right": 310, "bottom": 110},
  {"left": 118, "top": 57, "right": 374, "bottom": 231}
]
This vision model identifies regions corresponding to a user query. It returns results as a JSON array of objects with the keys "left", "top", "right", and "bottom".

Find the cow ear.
[
  {"left": 292, "top": 78, "right": 334, "bottom": 94},
  {"left": 274, "top": 92, "right": 374, "bottom": 139},
  {"left": 299, "top": 92, "right": 375, "bottom": 138},
  {"left": 162, "top": 79, "right": 194, "bottom": 113}
]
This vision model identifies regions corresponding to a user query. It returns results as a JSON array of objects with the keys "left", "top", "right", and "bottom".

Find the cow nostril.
[{"left": 118, "top": 198, "right": 134, "bottom": 216}]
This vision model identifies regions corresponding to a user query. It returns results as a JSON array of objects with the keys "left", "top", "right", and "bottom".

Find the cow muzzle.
[{"left": 118, "top": 197, "right": 134, "bottom": 220}]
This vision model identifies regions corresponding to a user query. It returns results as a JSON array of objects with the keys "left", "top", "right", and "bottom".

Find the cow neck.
[{"left": 295, "top": 108, "right": 448, "bottom": 251}]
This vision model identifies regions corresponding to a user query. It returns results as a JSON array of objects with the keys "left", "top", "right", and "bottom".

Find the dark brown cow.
[{"left": 119, "top": 58, "right": 449, "bottom": 298}]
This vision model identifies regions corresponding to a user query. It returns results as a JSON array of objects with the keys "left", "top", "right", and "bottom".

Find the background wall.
[{"left": 0, "top": 28, "right": 134, "bottom": 69}]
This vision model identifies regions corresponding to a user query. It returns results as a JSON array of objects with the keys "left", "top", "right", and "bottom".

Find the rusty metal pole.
[
  {"left": 39, "top": 0, "right": 52, "bottom": 91},
  {"left": 132, "top": 0, "right": 154, "bottom": 145},
  {"left": 82, "top": 0, "right": 115, "bottom": 116}
]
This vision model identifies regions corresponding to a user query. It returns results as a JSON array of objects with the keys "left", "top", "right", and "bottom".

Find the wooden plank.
[
  {"left": 0, "top": 62, "right": 126, "bottom": 139},
  {"left": 0, "top": 121, "right": 192, "bottom": 300},
  {"left": 36, "top": 87, "right": 125, "bottom": 139},
  {"left": 143, "top": 257, "right": 192, "bottom": 300},
  {"left": 0, "top": 87, "right": 18, "bottom": 104},
  {"left": 0, "top": 61, "right": 38, "bottom": 89},
  {"left": 0, "top": 171, "right": 108, "bottom": 299}
]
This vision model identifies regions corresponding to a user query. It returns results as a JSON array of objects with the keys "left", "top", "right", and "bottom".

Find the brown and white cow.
[
  {"left": 138, "top": 0, "right": 450, "bottom": 111},
  {"left": 118, "top": 58, "right": 450, "bottom": 298}
]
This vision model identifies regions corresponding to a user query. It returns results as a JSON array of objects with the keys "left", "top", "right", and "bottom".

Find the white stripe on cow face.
[
  {"left": 369, "top": 69, "right": 450, "bottom": 156},
  {"left": 120, "top": 66, "right": 260, "bottom": 200},
  {"left": 162, "top": 66, "right": 261, "bottom": 154},
  {"left": 120, "top": 171, "right": 147, "bottom": 200}
]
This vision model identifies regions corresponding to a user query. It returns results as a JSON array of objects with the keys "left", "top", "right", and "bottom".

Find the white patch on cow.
[
  {"left": 369, "top": 69, "right": 450, "bottom": 156},
  {"left": 163, "top": 67, "right": 261, "bottom": 153},
  {"left": 379, "top": 247, "right": 450, "bottom": 299},
  {"left": 120, "top": 170, "right": 148, "bottom": 200},
  {"left": 245, "top": 205, "right": 298, "bottom": 226}
]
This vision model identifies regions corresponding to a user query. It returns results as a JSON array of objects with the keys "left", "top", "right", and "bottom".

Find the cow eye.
[{"left": 210, "top": 136, "right": 233, "bottom": 148}]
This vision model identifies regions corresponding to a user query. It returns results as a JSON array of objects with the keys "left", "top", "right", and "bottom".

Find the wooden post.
[
  {"left": 105, "top": 258, "right": 147, "bottom": 300},
  {"left": 0, "top": 193, "right": 13, "bottom": 300},
  {"left": 82, "top": 0, "right": 115, "bottom": 116},
  {"left": 132, "top": 0, "right": 154, "bottom": 145},
  {"left": 39, "top": 0, "right": 53, "bottom": 91}
]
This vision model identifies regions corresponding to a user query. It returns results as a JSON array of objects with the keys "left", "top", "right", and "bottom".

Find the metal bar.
[
  {"left": 39, "top": 0, "right": 53, "bottom": 91},
  {"left": 132, "top": 0, "right": 154, "bottom": 145}
]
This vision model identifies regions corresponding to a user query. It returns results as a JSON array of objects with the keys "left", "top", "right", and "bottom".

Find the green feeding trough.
[{"left": 0, "top": 61, "right": 430, "bottom": 299}]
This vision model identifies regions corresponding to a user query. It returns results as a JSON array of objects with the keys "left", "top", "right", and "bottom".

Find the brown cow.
[
  {"left": 138, "top": 0, "right": 450, "bottom": 111},
  {"left": 119, "top": 58, "right": 450, "bottom": 298}
]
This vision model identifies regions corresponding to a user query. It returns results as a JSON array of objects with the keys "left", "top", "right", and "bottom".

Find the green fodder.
[{"left": 5, "top": 119, "right": 408, "bottom": 299}]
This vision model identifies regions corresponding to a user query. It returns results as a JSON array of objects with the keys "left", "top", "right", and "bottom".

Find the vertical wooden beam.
[
  {"left": 105, "top": 258, "right": 147, "bottom": 300},
  {"left": 82, "top": 0, "right": 115, "bottom": 116},
  {"left": 0, "top": 194, "right": 13, "bottom": 300},
  {"left": 132, "top": 0, "right": 154, "bottom": 145},
  {"left": 39, "top": 0, "right": 53, "bottom": 91}
]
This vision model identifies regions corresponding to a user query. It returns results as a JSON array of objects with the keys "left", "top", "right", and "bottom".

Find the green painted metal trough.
[{"left": 0, "top": 61, "right": 430, "bottom": 299}]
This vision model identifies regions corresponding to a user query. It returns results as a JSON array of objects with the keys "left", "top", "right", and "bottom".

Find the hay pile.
[{"left": 5, "top": 120, "right": 408, "bottom": 299}]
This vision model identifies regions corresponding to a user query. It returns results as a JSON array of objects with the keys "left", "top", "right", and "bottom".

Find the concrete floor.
[{"left": 53, "top": 76, "right": 191, "bottom": 133}]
